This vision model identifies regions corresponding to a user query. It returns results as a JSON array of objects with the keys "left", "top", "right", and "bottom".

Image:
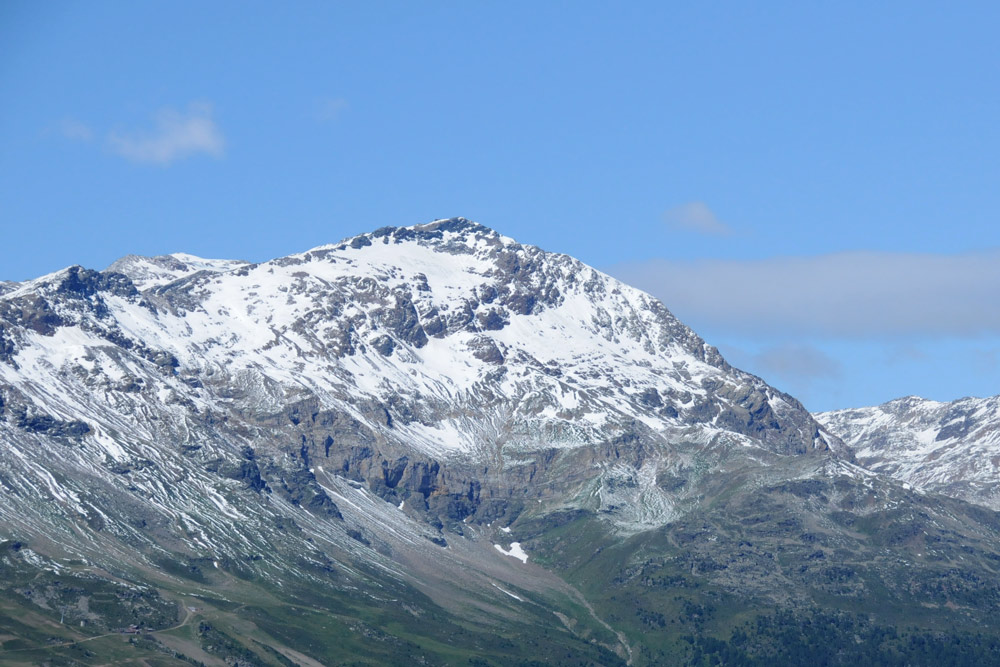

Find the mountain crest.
[{"left": 2, "top": 218, "right": 836, "bottom": 463}]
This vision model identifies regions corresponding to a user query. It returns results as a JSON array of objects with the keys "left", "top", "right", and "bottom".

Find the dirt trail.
[
  {"left": 562, "top": 584, "right": 634, "bottom": 665},
  {"left": 0, "top": 602, "right": 196, "bottom": 655}
]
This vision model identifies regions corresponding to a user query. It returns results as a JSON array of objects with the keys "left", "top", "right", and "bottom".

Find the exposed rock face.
[
  {"left": 817, "top": 394, "right": 1000, "bottom": 510},
  {"left": 4, "top": 218, "right": 1000, "bottom": 664},
  {"left": 0, "top": 216, "right": 843, "bottom": 593}
]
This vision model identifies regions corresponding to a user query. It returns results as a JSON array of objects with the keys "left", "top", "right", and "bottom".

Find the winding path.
[{"left": 0, "top": 602, "right": 196, "bottom": 655}]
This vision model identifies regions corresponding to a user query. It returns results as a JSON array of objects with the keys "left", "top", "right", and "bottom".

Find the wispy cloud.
[
  {"left": 664, "top": 201, "right": 733, "bottom": 236},
  {"left": 611, "top": 249, "right": 1000, "bottom": 337},
  {"left": 108, "top": 103, "right": 225, "bottom": 165},
  {"left": 316, "top": 97, "right": 348, "bottom": 122},
  {"left": 752, "top": 344, "right": 841, "bottom": 381},
  {"left": 714, "top": 341, "right": 842, "bottom": 407},
  {"left": 58, "top": 118, "right": 94, "bottom": 142}
]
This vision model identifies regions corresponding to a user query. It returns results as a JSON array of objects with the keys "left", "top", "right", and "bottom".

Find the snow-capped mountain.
[
  {"left": 817, "top": 394, "right": 1000, "bottom": 510},
  {"left": 0, "top": 218, "right": 836, "bottom": 557},
  {"left": 3, "top": 218, "right": 1000, "bottom": 664},
  {"left": 95, "top": 219, "right": 832, "bottom": 460}
]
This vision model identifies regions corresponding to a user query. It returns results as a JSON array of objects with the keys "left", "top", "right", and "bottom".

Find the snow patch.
[
  {"left": 491, "top": 582, "right": 524, "bottom": 601},
  {"left": 494, "top": 542, "right": 528, "bottom": 563}
]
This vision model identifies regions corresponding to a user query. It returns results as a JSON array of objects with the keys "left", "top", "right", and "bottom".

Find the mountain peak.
[
  {"left": 881, "top": 395, "right": 939, "bottom": 409},
  {"left": 105, "top": 252, "right": 250, "bottom": 290},
  {"left": 2, "top": 219, "right": 836, "bottom": 466},
  {"left": 323, "top": 217, "right": 508, "bottom": 256},
  {"left": 417, "top": 216, "right": 495, "bottom": 235}
]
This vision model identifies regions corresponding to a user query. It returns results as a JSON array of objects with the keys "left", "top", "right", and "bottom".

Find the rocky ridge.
[
  {"left": 817, "top": 394, "right": 1000, "bottom": 510},
  {"left": 0, "top": 219, "right": 840, "bottom": 563}
]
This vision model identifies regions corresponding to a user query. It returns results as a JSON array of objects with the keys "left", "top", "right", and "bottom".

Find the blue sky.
[{"left": 2, "top": 1, "right": 999, "bottom": 411}]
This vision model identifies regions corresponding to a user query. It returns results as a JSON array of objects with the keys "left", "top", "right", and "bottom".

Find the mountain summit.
[
  {"left": 2, "top": 217, "right": 835, "bottom": 470},
  {"left": 99, "top": 217, "right": 834, "bottom": 461},
  {"left": 2, "top": 219, "right": 999, "bottom": 664}
]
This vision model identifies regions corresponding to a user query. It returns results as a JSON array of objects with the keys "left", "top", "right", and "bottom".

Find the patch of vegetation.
[
  {"left": 198, "top": 620, "right": 270, "bottom": 666},
  {"left": 520, "top": 485, "right": 1000, "bottom": 665},
  {"left": 684, "top": 610, "right": 1000, "bottom": 666}
]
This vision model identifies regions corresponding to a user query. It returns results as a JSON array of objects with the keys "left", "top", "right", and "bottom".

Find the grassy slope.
[{"left": 0, "top": 541, "right": 625, "bottom": 666}]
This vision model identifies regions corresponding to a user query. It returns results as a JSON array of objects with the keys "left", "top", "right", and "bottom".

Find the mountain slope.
[
  {"left": 2, "top": 218, "right": 1000, "bottom": 664},
  {"left": 817, "top": 394, "right": 1000, "bottom": 510}
]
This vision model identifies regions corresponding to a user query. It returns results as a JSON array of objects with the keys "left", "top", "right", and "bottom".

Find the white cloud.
[
  {"left": 58, "top": 118, "right": 94, "bottom": 142},
  {"left": 664, "top": 201, "right": 733, "bottom": 236},
  {"left": 108, "top": 103, "right": 225, "bottom": 165},
  {"left": 610, "top": 249, "right": 1000, "bottom": 337}
]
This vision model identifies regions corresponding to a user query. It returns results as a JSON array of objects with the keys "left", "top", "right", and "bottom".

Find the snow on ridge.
[
  {"left": 2, "top": 217, "right": 828, "bottom": 462},
  {"left": 106, "top": 252, "right": 250, "bottom": 290},
  {"left": 816, "top": 393, "right": 1000, "bottom": 509},
  {"left": 1, "top": 266, "right": 81, "bottom": 300}
]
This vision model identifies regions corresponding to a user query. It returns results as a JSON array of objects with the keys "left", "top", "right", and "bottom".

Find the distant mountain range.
[
  {"left": 1, "top": 218, "right": 999, "bottom": 665},
  {"left": 817, "top": 395, "right": 1000, "bottom": 510}
]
